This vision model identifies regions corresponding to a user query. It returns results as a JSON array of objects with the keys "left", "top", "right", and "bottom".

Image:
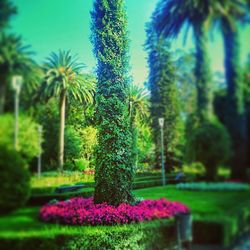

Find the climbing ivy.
[{"left": 91, "top": 0, "right": 134, "bottom": 206}]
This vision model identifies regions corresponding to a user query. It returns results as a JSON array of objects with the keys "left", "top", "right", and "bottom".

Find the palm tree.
[
  {"left": 211, "top": 0, "right": 249, "bottom": 178},
  {"left": 40, "top": 50, "right": 94, "bottom": 171},
  {"left": 153, "top": 0, "right": 217, "bottom": 121},
  {"left": 0, "top": 33, "right": 35, "bottom": 114},
  {"left": 0, "top": 0, "right": 16, "bottom": 30},
  {"left": 127, "top": 84, "right": 150, "bottom": 168}
]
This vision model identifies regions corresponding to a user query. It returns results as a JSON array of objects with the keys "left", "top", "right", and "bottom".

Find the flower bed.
[
  {"left": 40, "top": 197, "right": 189, "bottom": 225},
  {"left": 176, "top": 182, "right": 249, "bottom": 191}
]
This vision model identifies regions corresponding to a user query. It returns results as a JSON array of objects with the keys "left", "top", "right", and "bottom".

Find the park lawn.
[
  {"left": 134, "top": 185, "right": 250, "bottom": 220},
  {"left": 0, "top": 185, "right": 249, "bottom": 239}
]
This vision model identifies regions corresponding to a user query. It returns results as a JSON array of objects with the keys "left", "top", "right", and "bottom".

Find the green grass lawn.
[
  {"left": 135, "top": 186, "right": 250, "bottom": 220},
  {"left": 0, "top": 185, "right": 249, "bottom": 239}
]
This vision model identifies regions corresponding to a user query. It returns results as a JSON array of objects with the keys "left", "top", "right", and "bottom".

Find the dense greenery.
[
  {"left": 0, "top": 113, "right": 40, "bottom": 162},
  {"left": 218, "top": 2, "right": 249, "bottom": 179},
  {"left": 0, "top": 145, "right": 30, "bottom": 214},
  {"left": 185, "top": 117, "right": 231, "bottom": 180},
  {"left": 39, "top": 50, "right": 94, "bottom": 171},
  {"left": 146, "top": 27, "right": 182, "bottom": 169},
  {"left": 153, "top": 0, "right": 214, "bottom": 120},
  {"left": 127, "top": 84, "right": 150, "bottom": 169},
  {"left": 91, "top": 0, "right": 134, "bottom": 205}
]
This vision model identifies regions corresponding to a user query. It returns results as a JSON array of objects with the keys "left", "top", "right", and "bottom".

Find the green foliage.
[
  {"left": 74, "top": 158, "right": 89, "bottom": 171},
  {"left": 152, "top": 0, "right": 214, "bottom": 120},
  {"left": 136, "top": 123, "right": 155, "bottom": 170},
  {"left": 0, "top": 0, "right": 17, "bottom": 30},
  {"left": 35, "top": 99, "right": 97, "bottom": 171},
  {"left": 0, "top": 145, "right": 30, "bottom": 214},
  {"left": 78, "top": 126, "right": 97, "bottom": 163},
  {"left": 146, "top": 28, "right": 183, "bottom": 169},
  {"left": 0, "top": 214, "right": 175, "bottom": 250},
  {"left": 222, "top": 20, "right": 247, "bottom": 179},
  {"left": 174, "top": 50, "right": 196, "bottom": 117},
  {"left": 64, "top": 126, "right": 82, "bottom": 170},
  {"left": 38, "top": 51, "right": 95, "bottom": 170},
  {"left": 186, "top": 117, "right": 231, "bottom": 180},
  {"left": 40, "top": 50, "right": 94, "bottom": 104},
  {"left": 35, "top": 99, "right": 58, "bottom": 170},
  {"left": 91, "top": 0, "right": 134, "bottom": 205},
  {"left": 127, "top": 84, "right": 150, "bottom": 169},
  {"left": 0, "top": 33, "right": 38, "bottom": 114},
  {"left": 0, "top": 113, "right": 40, "bottom": 162}
]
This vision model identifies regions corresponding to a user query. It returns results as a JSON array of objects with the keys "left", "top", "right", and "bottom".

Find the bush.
[
  {"left": 0, "top": 145, "right": 30, "bottom": 214},
  {"left": 0, "top": 113, "right": 41, "bottom": 163},
  {"left": 186, "top": 117, "right": 231, "bottom": 180},
  {"left": 74, "top": 158, "right": 89, "bottom": 171},
  {"left": 0, "top": 219, "right": 176, "bottom": 250},
  {"left": 64, "top": 127, "right": 82, "bottom": 170}
]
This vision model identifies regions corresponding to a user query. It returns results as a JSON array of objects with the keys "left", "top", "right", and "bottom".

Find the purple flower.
[{"left": 39, "top": 197, "right": 189, "bottom": 225}]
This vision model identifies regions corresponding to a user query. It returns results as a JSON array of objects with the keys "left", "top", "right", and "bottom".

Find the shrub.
[
  {"left": 0, "top": 145, "right": 30, "bottom": 214},
  {"left": 186, "top": 117, "right": 231, "bottom": 180},
  {"left": 0, "top": 113, "right": 40, "bottom": 163},
  {"left": 0, "top": 219, "right": 176, "bottom": 250},
  {"left": 74, "top": 158, "right": 89, "bottom": 171},
  {"left": 64, "top": 127, "right": 82, "bottom": 170},
  {"left": 40, "top": 197, "right": 189, "bottom": 225}
]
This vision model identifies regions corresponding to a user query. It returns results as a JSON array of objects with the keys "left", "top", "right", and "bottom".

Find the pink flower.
[{"left": 39, "top": 197, "right": 189, "bottom": 225}]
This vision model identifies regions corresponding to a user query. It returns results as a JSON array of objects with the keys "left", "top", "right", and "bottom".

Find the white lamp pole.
[
  {"left": 37, "top": 125, "right": 43, "bottom": 178},
  {"left": 159, "top": 117, "right": 166, "bottom": 186},
  {"left": 12, "top": 75, "right": 23, "bottom": 150}
]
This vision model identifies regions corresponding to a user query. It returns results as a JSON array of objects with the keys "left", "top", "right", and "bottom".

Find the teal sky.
[{"left": 11, "top": 0, "right": 250, "bottom": 84}]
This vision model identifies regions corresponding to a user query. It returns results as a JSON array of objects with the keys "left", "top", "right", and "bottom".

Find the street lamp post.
[
  {"left": 12, "top": 75, "right": 23, "bottom": 150},
  {"left": 37, "top": 125, "right": 43, "bottom": 178},
  {"left": 159, "top": 117, "right": 166, "bottom": 186}
]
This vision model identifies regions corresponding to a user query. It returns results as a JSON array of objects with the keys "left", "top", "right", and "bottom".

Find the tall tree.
[
  {"left": 214, "top": 0, "right": 249, "bottom": 179},
  {"left": 243, "top": 54, "right": 250, "bottom": 176},
  {"left": 146, "top": 28, "right": 182, "bottom": 169},
  {"left": 39, "top": 50, "right": 94, "bottom": 171},
  {"left": 91, "top": 0, "right": 134, "bottom": 205},
  {"left": 153, "top": 0, "right": 215, "bottom": 121}
]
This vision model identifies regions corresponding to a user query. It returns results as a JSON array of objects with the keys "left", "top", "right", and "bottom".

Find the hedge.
[{"left": 0, "top": 219, "right": 176, "bottom": 250}]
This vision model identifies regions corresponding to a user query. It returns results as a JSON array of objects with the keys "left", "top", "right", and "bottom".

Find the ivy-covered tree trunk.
[
  {"left": 91, "top": 0, "right": 134, "bottom": 206},
  {"left": 194, "top": 23, "right": 212, "bottom": 121},
  {"left": 222, "top": 22, "right": 247, "bottom": 179},
  {"left": 146, "top": 33, "right": 181, "bottom": 170}
]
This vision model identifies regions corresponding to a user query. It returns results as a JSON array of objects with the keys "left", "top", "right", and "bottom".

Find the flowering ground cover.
[{"left": 40, "top": 197, "right": 189, "bottom": 225}]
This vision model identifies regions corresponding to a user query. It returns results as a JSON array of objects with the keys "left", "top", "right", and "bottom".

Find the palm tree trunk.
[
  {"left": 222, "top": 22, "right": 247, "bottom": 179},
  {"left": 58, "top": 90, "right": 66, "bottom": 172},
  {"left": 194, "top": 23, "right": 212, "bottom": 121}
]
